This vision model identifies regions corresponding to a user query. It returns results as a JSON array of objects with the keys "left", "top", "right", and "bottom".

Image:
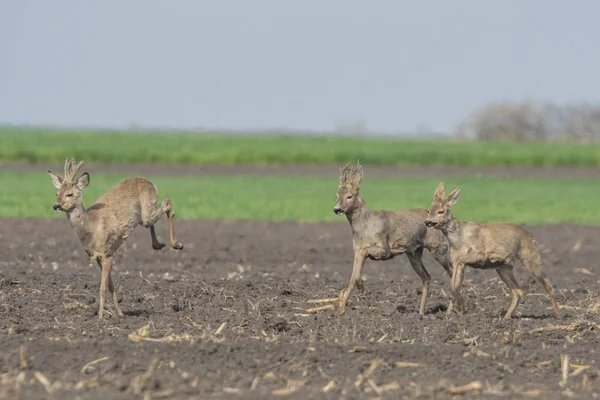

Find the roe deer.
[
  {"left": 424, "top": 182, "right": 560, "bottom": 319},
  {"left": 330, "top": 161, "right": 453, "bottom": 316},
  {"left": 48, "top": 159, "right": 184, "bottom": 320}
]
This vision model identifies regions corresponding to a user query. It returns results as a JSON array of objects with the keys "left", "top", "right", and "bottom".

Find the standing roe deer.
[
  {"left": 48, "top": 159, "right": 184, "bottom": 320},
  {"left": 424, "top": 182, "right": 560, "bottom": 319},
  {"left": 329, "top": 161, "right": 453, "bottom": 316}
]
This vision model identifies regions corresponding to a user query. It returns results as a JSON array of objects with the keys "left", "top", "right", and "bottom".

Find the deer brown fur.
[
  {"left": 424, "top": 182, "right": 560, "bottom": 319},
  {"left": 332, "top": 161, "right": 453, "bottom": 316},
  {"left": 48, "top": 158, "right": 183, "bottom": 320}
]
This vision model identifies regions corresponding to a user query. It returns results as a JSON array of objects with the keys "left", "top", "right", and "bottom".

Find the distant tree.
[
  {"left": 455, "top": 101, "right": 545, "bottom": 141},
  {"left": 456, "top": 100, "right": 600, "bottom": 142}
]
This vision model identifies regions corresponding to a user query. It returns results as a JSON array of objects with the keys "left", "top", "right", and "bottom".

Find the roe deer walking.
[
  {"left": 328, "top": 161, "right": 453, "bottom": 316},
  {"left": 424, "top": 182, "right": 560, "bottom": 319},
  {"left": 48, "top": 159, "right": 184, "bottom": 320}
]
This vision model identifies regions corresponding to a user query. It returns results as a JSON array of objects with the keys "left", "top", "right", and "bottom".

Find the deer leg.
[
  {"left": 496, "top": 265, "right": 523, "bottom": 319},
  {"left": 428, "top": 245, "right": 453, "bottom": 277},
  {"left": 98, "top": 256, "right": 113, "bottom": 321},
  {"left": 165, "top": 201, "right": 184, "bottom": 250},
  {"left": 521, "top": 255, "right": 561, "bottom": 318},
  {"left": 447, "top": 262, "right": 466, "bottom": 316},
  {"left": 336, "top": 249, "right": 367, "bottom": 317},
  {"left": 406, "top": 249, "right": 432, "bottom": 316},
  {"left": 150, "top": 225, "right": 166, "bottom": 250},
  {"left": 538, "top": 274, "right": 561, "bottom": 318},
  {"left": 108, "top": 268, "right": 124, "bottom": 318},
  {"left": 143, "top": 198, "right": 183, "bottom": 250}
]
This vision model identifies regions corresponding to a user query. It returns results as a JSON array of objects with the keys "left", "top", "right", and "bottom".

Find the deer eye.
[
  {"left": 346, "top": 195, "right": 352, "bottom": 200},
  {"left": 66, "top": 193, "right": 73, "bottom": 198},
  {"left": 437, "top": 210, "right": 444, "bottom": 215}
]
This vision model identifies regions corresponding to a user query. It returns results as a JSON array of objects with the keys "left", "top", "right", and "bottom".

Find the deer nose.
[
  {"left": 333, "top": 207, "right": 343, "bottom": 215},
  {"left": 424, "top": 220, "right": 436, "bottom": 227},
  {"left": 53, "top": 203, "right": 61, "bottom": 211}
]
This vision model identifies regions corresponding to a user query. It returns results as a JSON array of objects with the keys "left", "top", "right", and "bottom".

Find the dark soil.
[
  {"left": 3, "top": 162, "right": 600, "bottom": 179},
  {"left": 0, "top": 218, "right": 598, "bottom": 399}
]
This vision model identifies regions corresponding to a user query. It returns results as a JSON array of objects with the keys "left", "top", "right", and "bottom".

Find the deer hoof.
[
  {"left": 153, "top": 242, "right": 167, "bottom": 250},
  {"left": 356, "top": 278, "right": 365, "bottom": 292},
  {"left": 171, "top": 241, "right": 184, "bottom": 250}
]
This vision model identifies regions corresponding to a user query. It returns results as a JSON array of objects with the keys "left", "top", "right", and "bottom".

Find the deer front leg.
[
  {"left": 108, "top": 268, "right": 124, "bottom": 318},
  {"left": 336, "top": 249, "right": 367, "bottom": 317},
  {"left": 98, "top": 256, "right": 114, "bottom": 321},
  {"left": 163, "top": 199, "right": 184, "bottom": 250},
  {"left": 447, "top": 262, "right": 466, "bottom": 316}
]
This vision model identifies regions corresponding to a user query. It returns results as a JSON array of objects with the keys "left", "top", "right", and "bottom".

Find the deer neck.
[
  {"left": 346, "top": 195, "right": 369, "bottom": 226},
  {"left": 66, "top": 203, "right": 90, "bottom": 242},
  {"left": 441, "top": 216, "right": 463, "bottom": 249}
]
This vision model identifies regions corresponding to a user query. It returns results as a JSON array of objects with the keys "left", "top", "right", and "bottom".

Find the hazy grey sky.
[{"left": 2, "top": 1, "right": 600, "bottom": 133}]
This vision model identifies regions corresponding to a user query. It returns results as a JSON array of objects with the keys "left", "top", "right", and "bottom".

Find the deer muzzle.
[
  {"left": 424, "top": 220, "right": 437, "bottom": 228},
  {"left": 333, "top": 207, "right": 344, "bottom": 215},
  {"left": 53, "top": 203, "right": 63, "bottom": 212}
]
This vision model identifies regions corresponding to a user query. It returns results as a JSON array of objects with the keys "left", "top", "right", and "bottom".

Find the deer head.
[
  {"left": 424, "top": 182, "right": 461, "bottom": 229},
  {"left": 47, "top": 158, "right": 90, "bottom": 213},
  {"left": 333, "top": 160, "right": 363, "bottom": 215}
]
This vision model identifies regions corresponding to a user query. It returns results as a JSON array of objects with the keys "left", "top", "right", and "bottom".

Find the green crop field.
[
  {"left": 1, "top": 171, "right": 596, "bottom": 224},
  {"left": 2, "top": 126, "right": 600, "bottom": 167}
]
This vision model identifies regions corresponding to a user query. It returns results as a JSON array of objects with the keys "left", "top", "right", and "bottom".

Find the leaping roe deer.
[
  {"left": 424, "top": 182, "right": 560, "bottom": 319},
  {"left": 48, "top": 159, "right": 184, "bottom": 320},
  {"left": 328, "top": 161, "right": 453, "bottom": 317}
]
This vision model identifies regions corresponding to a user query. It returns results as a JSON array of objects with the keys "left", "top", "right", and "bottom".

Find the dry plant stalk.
[
  {"left": 395, "top": 361, "right": 423, "bottom": 368},
  {"left": 355, "top": 359, "right": 383, "bottom": 389},
  {"left": 307, "top": 298, "right": 340, "bottom": 304},
  {"left": 322, "top": 380, "right": 336, "bottom": 392},
  {"left": 19, "top": 345, "right": 27, "bottom": 370},
  {"left": 34, "top": 371, "right": 52, "bottom": 393},
  {"left": 81, "top": 357, "right": 109, "bottom": 374},
  {"left": 271, "top": 379, "right": 306, "bottom": 395},
  {"left": 306, "top": 304, "right": 334, "bottom": 313},
  {"left": 215, "top": 322, "right": 228, "bottom": 335},
  {"left": 48, "top": 158, "right": 184, "bottom": 320},
  {"left": 559, "top": 354, "right": 569, "bottom": 387},
  {"left": 449, "top": 380, "right": 482, "bottom": 394}
]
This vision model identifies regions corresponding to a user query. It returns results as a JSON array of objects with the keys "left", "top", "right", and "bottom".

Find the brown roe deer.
[
  {"left": 424, "top": 182, "right": 560, "bottom": 319},
  {"left": 331, "top": 161, "right": 453, "bottom": 316},
  {"left": 48, "top": 159, "right": 183, "bottom": 320}
]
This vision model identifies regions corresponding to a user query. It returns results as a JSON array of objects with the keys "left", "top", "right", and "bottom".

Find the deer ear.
[
  {"left": 76, "top": 172, "right": 90, "bottom": 189},
  {"left": 48, "top": 170, "right": 63, "bottom": 189},
  {"left": 433, "top": 182, "right": 446, "bottom": 200},
  {"left": 447, "top": 186, "right": 461, "bottom": 205}
]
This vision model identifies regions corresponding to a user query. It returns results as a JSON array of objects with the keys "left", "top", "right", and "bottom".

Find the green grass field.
[
  {"left": 1, "top": 171, "right": 596, "bottom": 224},
  {"left": 2, "top": 126, "right": 600, "bottom": 167}
]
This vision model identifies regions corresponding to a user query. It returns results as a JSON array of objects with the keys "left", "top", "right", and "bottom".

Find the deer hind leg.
[
  {"left": 520, "top": 250, "right": 561, "bottom": 318},
  {"left": 164, "top": 198, "right": 184, "bottom": 250},
  {"left": 406, "top": 248, "right": 432, "bottom": 316},
  {"left": 142, "top": 198, "right": 183, "bottom": 250},
  {"left": 336, "top": 249, "right": 367, "bottom": 317},
  {"left": 496, "top": 264, "right": 523, "bottom": 319},
  {"left": 149, "top": 225, "right": 166, "bottom": 250}
]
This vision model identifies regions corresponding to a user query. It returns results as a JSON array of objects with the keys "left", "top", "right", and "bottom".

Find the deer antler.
[
  {"left": 63, "top": 158, "right": 85, "bottom": 183},
  {"left": 340, "top": 161, "right": 363, "bottom": 185}
]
